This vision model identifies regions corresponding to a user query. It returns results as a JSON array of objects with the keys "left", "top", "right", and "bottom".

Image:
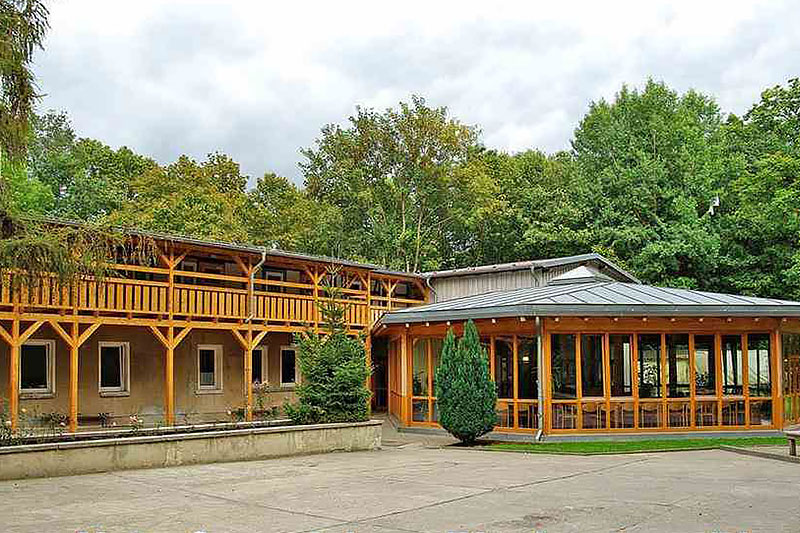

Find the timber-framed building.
[{"left": 2, "top": 227, "right": 799, "bottom": 437}]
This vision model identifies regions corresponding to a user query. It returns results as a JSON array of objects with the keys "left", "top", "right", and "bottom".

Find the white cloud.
[{"left": 34, "top": 0, "right": 800, "bottom": 184}]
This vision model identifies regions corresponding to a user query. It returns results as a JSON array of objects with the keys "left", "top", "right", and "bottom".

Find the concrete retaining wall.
[{"left": 0, "top": 420, "right": 382, "bottom": 480}]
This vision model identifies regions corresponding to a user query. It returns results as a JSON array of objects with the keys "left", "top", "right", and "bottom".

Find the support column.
[
  {"left": 165, "top": 326, "right": 175, "bottom": 426},
  {"left": 68, "top": 322, "right": 79, "bottom": 433},
  {"left": 364, "top": 333, "right": 372, "bottom": 415},
  {"left": 9, "top": 319, "right": 19, "bottom": 432},
  {"left": 244, "top": 328, "right": 253, "bottom": 421}
]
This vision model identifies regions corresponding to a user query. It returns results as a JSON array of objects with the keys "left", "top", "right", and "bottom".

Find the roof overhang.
[{"left": 378, "top": 303, "right": 800, "bottom": 327}]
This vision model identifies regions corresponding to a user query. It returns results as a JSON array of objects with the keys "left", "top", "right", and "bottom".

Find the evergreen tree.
[{"left": 436, "top": 320, "right": 497, "bottom": 444}]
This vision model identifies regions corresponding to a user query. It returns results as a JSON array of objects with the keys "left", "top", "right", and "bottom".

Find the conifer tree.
[{"left": 435, "top": 320, "right": 496, "bottom": 444}]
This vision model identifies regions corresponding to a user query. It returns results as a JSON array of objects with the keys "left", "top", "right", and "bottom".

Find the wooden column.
[
  {"left": 364, "top": 334, "right": 372, "bottom": 415},
  {"left": 165, "top": 327, "right": 175, "bottom": 425},
  {"left": 244, "top": 328, "right": 253, "bottom": 421},
  {"left": 150, "top": 325, "right": 192, "bottom": 426},
  {"left": 400, "top": 330, "right": 410, "bottom": 425},
  {"left": 69, "top": 322, "right": 79, "bottom": 432},
  {"left": 8, "top": 319, "right": 19, "bottom": 432}
]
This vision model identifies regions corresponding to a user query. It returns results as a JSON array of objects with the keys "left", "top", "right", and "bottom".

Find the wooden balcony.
[{"left": 0, "top": 262, "right": 425, "bottom": 330}]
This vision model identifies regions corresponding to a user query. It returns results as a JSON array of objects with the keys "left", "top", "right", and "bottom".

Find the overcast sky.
[{"left": 34, "top": 1, "right": 799, "bottom": 185}]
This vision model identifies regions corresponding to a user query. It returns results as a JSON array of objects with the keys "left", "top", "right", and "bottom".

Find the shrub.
[
  {"left": 435, "top": 320, "right": 497, "bottom": 444},
  {"left": 284, "top": 267, "right": 371, "bottom": 425}
]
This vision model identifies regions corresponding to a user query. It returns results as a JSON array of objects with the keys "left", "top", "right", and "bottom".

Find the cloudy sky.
[{"left": 34, "top": 0, "right": 799, "bottom": 185}]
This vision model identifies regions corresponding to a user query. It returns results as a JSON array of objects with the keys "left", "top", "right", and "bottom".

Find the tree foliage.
[
  {"left": 5, "top": 78, "right": 800, "bottom": 301},
  {"left": 435, "top": 321, "right": 497, "bottom": 444}
]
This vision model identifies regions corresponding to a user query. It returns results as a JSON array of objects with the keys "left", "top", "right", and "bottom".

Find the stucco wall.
[{"left": 0, "top": 325, "right": 297, "bottom": 426}]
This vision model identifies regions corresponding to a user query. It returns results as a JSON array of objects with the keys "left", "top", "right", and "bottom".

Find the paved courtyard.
[{"left": 0, "top": 441, "right": 798, "bottom": 532}]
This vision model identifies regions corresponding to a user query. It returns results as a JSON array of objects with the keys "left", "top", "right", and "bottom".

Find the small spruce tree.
[
  {"left": 435, "top": 320, "right": 497, "bottom": 444},
  {"left": 284, "top": 266, "right": 371, "bottom": 424}
]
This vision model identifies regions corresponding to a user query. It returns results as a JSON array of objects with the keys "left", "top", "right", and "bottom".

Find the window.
[
  {"left": 494, "top": 338, "right": 513, "bottom": 398},
  {"left": 638, "top": 334, "right": 662, "bottom": 398},
  {"left": 197, "top": 344, "right": 223, "bottom": 392},
  {"left": 20, "top": 340, "right": 55, "bottom": 397},
  {"left": 609, "top": 334, "right": 632, "bottom": 396},
  {"left": 747, "top": 334, "right": 771, "bottom": 397},
  {"left": 517, "top": 337, "right": 538, "bottom": 400},
  {"left": 722, "top": 335, "right": 743, "bottom": 395},
  {"left": 581, "top": 334, "right": 604, "bottom": 397},
  {"left": 694, "top": 335, "right": 716, "bottom": 396},
  {"left": 666, "top": 334, "right": 690, "bottom": 398},
  {"left": 551, "top": 334, "right": 577, "bottom": 399},
  {"left": 281, "top": 346, "right": 297, "bottom": 386},
  {"left": 98, "top": 342, "right": 130, "bottom": 395},
  {"left": 412, "top": 340, "right": 428, "bottom": 396},
  {"left": 429, "top": 338, "right": 443, "bottom": 392},
  {"left": 252, "top": 346, "right": 266, "bottom": 384}
]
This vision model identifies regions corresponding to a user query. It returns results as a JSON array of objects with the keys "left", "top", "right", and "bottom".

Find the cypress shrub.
[{"left": 435, "top": 320, "right": 497, "bottom": 444}]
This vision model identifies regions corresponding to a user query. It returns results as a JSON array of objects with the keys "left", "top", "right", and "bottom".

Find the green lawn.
[{"left": 484, "top": 436, "right": 787, "bottom": 455}]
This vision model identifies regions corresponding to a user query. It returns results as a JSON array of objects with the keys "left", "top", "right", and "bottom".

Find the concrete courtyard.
[{"left": 0, "top": 441, "right": 798, "bottom": 532}]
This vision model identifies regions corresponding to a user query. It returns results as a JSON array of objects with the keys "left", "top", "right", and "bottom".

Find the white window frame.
[
  {"left": 196, "top": 344, "right": 223, "bottom": 393},
  {"left": 98, "top": 341, "right": 130, "bottom": 397},
  {"left": 280, "top": 345, "right": 298, "bottom": 388},
  {"left": 20, "top": 339, "right": 56, "bottom": 398},
  {"left": 252, "top": 345, "right": 267, "bottom": 385}
]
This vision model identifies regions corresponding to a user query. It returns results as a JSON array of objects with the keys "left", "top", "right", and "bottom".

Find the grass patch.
[{"left": 484, "top": 436, "right": 788, "bottom": 455}]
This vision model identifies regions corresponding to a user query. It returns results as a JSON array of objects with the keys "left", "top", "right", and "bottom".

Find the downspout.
[
  {"left": 425, "top": 274, "right": 437, "bottom": 303},
  {"left": 535, "top": 315, "right": 545, "bottom": 441},
  {"left": 247, "top": 248, "right": 268, "bottom": 323}
]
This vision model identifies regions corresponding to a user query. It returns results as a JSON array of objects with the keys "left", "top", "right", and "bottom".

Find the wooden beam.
[
  {"left": 77, "top": 322, "right": 102, "bottom": 346},
  {"left": 0, "top": 323, "right": 12, "bottom": 345},
  {"left": 164, "top": 326, "right": 175, "bottom": 425},
  {"left": 47, "top": 320, "right": 73, "bottom": 347},
  {"left": 173, "top": 326, "right": 193, "bottom": 348},
  {"left": 252, "top": 329, "right": 269, "bottom": 347},
  {"left": 230, "top": 328, "right": 248, "bottom": 350},
  {"left": 149, "top": 325, "right": 169, "bottom": 348},
  {"left": 18, "top": 320, "right": 45, "bottom": 344}
]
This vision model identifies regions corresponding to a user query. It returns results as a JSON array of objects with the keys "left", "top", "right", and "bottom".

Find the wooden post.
[
  {"left": 9, "top": 319, "right": 19, "bottom": 431},
  {"left": 364, "top": 334, "right": 372, "bottom": 415},
  {"left": 68, "top": 321, "right": 79, "bottom": 433},
  {"left": 245, "top": 328, "right": 253, "bottom": 421},
  {"left": 400, "top": 330, "right": 409, "bottom": 425},
  {"left": 165, "top": 326, "right": 175, "bottom": 426},
  {"left": 742, "top": 333, "right": 750, "bottom": 427},
  {"left": 575, "top": 333, "right": 583, "bottom": 431}
]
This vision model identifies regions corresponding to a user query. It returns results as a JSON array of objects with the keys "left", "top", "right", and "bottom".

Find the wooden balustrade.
[{"left": 0, "top": 267, "right": 424, "bottom": 328}]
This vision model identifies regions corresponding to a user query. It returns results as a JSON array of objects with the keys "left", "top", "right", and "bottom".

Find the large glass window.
[
  {"left": 581, "top": 334, "right": 604, "bottom": 397},
  {"left": 494, "top": 338, "right": 514, "bottom": 399},
  {"left": 722, "top": 335, "right": 743, "bottom": 395},
  {"left": 748, "top": 333, "right": 771, "bottom": 397},
  {"left": 551, "top": 334, "right": 576, "bottom": 399},
  {"left": 412, "top": 340, "right": 428, "bottom": 396},
  {"left": 609, "top": 334, "right": 632, "bottom": 396},
  {"left": 638, "top": 334, "right": 662, "bottom": 398},
  {"left": 694, "top": 335, "right": 716, "bottom": 396},
  {"left": 518, "top": 337, "right": 538, "bottom": 399},
  {"left": 430, "top": 338, "right": 443, "bottom": 392},
  {"left": 666, "top": 334, "right": 690, "bottom": 398}
]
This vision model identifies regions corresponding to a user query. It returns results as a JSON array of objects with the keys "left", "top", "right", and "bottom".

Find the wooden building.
[
  {"left": 0, "top": 231, "right": 426, "bottom": 433},
  {"left": 377, "top": 265, "right": 800, "bottom": 435}
]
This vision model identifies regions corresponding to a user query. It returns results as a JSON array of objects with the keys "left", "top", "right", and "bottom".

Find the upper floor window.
[{"left": 20, "top": 340, "right": 55, "bottom": 397}]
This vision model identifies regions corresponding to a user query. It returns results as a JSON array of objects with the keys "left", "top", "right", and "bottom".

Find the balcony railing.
[{"left": 0, "top": 265, "right": 425, "bottom": 328}]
